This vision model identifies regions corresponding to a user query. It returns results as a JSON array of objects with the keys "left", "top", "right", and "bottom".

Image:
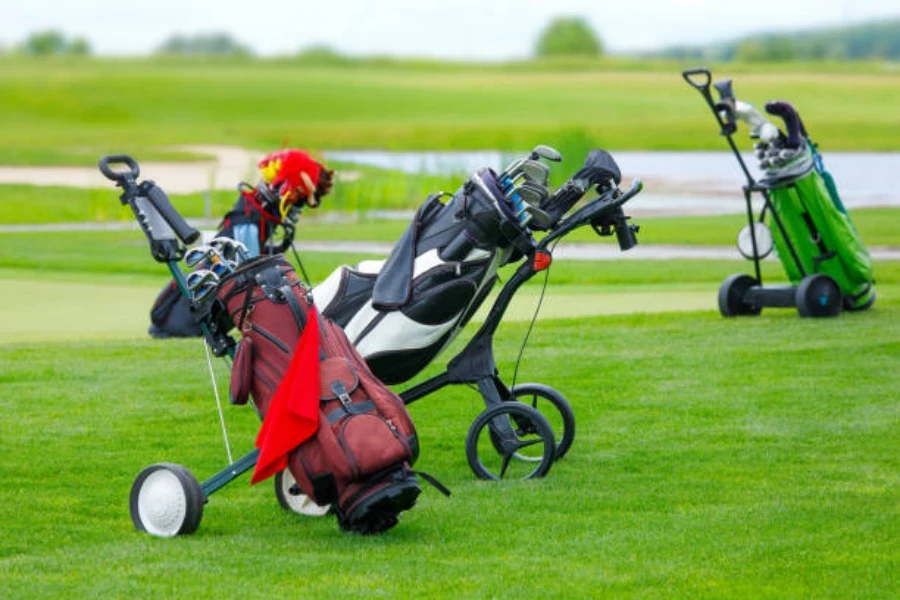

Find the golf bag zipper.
[{"left": 249, "top": 323, "right": 290, "bottom": 354}]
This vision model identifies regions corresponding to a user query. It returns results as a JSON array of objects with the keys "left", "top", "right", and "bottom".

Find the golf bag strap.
[
  {"left": 325, "top": 399, "right": 377, "bottom": 424},
  {"left": 412, "top": 470, "right": 452, "bottom": 497},
  {"left": 278, "top": 283, "right": 307, "bottom": 332}
]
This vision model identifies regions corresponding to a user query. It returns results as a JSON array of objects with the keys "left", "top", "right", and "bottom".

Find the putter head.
[{"left": 530, "top": 144, "right": 562, "bottom": 162}]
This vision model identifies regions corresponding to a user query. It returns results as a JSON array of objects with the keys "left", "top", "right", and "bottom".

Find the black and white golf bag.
[{"left": 313, "top": 148, "right": 588, "bottom": 385}]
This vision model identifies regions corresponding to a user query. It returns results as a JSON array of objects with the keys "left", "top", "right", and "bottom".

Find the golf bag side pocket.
[{"left": 229, "top": 338, "right": 253, "bottom": 405}]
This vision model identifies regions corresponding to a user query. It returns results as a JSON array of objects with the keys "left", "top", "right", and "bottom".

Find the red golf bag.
[{"left": 216, "top": 255, "right": 426, "bottom": 534}]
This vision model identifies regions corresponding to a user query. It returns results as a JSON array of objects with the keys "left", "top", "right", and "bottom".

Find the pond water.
[{"left": 325, "top": 150, "right": 900, "bottom": 216}]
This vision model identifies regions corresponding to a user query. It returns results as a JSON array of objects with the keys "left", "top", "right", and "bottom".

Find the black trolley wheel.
[
  {"left": 718, "top": 274, "right": 762, "bottom": 317},
  {"left": 796, "top": 274, "right": 842, "bottom": 318},
  {"left": 129, "top": 463, "right": 205, "bottom": 537},
  {"left": 466, "top": 403, "right": 556, "bottom": 481},
  {"left": 505, "top": 383, "right": 576, "bottom": 460}
]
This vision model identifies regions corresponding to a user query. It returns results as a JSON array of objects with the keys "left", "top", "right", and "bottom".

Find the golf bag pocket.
[
  {"left": 289, "top": 356, "right": 413, "bottom": 502},
  {"left": 229, "top": 337, "right": 253, "bottom": 405}
]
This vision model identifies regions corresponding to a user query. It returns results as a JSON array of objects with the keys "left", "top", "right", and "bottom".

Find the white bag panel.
[
  {"left": 355, "top": 259, "right": 385, "bottom": 274},
  {"left": 343, "top": 300, "right": 383, "bottom": 343},
  {"left": 355, "top": 310, "right": 459, "bottom": 358},
  {"left": 311, "top": 265, "right": 348, "bottom": 312}
]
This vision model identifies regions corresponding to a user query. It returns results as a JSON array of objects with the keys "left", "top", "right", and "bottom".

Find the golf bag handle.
[
  {"left": 98, "top": 154, "right": 140, "bottom": 183},
  {"left": 144, "top": 183, "right": 201, "bottom": 244},
  {"left": 764, "top": 101, "right": 805, "bottom": 149}
]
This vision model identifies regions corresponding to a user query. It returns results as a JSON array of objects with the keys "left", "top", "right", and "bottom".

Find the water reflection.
[{"left": 326, "top": 149, "right": 899, "bottom": 215}]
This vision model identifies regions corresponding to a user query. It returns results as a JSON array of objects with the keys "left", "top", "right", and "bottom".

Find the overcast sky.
[{"left": 1, "top": 0, "right": 897, "bottom": 58}]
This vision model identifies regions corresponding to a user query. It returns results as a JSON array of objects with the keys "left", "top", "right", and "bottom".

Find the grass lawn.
[
  {"left": 1, "top": 58, "right": 898, "bottom": 166},
  {"left": 0, "top": 224, "right": 897, "bottom": 597},
  {"left": 0, "top": 291, "right": 896, "bottom": 597}
]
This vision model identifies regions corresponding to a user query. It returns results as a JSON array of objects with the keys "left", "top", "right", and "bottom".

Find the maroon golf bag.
[{"left": 215, "top": 255, "right": 430, "bottom": 534}]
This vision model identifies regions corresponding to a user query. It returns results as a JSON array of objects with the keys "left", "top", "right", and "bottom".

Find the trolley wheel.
[
  {"left": 506, "top": 383, "right": 575, "bottom": 460},
  {"left": 274, "top": 469, "right": 331, "bottom": 517},
  {"left": 796, "top": 274, "right": 842, "bottom": 318},
  {"left": 129, "top": 463, "right": 205, "bottom": 537},
  {"left": 466, "top": 403, "right": 555, "bottom": 481},
  {"left": 718, "top": 274, "right": 762, "bottom": 317}
]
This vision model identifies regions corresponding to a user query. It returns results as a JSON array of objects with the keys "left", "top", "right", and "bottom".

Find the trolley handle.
[
  {"left": 682, "top": 67, "right": 736, "bottom": 136},
  {"left": 682, "top": 68, "right": 711, "bottom": 93},
  {"left": 98, "top": 154, "right": 140, "bottom": 184},
  {"left": 144, "top": 182, "right": 201, "bottom": 245}
]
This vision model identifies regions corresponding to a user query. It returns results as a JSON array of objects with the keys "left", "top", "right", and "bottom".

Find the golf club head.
[
  {"left": 209, "top": 262, "right": 231, "bottom": 277},
  {"left": 209, "top": 237, "right": 249, "bottom": 262},
  {"left": 529, "top": 144, "right": 562, "bottom": 163},
  {"left": 508, "top": 159, "right": 551, "bottom": 187},
  {"left": 209, "top": 237, "right": 236, "bottom": 259},
  {"left": 184, "top": 247, "right": 209, "bottom": 268},
  {"left": 515, "top": 180, "right": 550, "bottom": 206},
  {"left": 192, "top": 280, "right": 219, "bottom": 303},
  {"left": 186, "top": 269, "right": 219, "bottom": 291}
]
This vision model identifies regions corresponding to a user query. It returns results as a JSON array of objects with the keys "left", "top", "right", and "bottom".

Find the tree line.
[
  {"left": 659, "top": 19, "right": 900, "bottom": 62},
  {"left": 5, "top": 18, "right": 898, "bottom": 61}
]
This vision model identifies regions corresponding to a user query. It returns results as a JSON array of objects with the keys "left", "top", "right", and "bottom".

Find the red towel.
[{"left": 251, "top": 307, "right": 320, "bottom": 484}]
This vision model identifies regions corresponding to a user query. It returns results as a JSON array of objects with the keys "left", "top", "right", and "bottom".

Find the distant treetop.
[
  {"left": 156, "top": 33, "right": 252, "bottom": 57},
  {"left": 20, "top": 30, "right": 92, "bottom": 56},
  {"left": 535, "top": 17, "right": 604, "bottom": 58}
]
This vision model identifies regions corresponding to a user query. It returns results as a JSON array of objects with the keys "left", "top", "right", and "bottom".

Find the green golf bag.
[{"left": 760, "top": 103, "right": 875, "bottom": 311}]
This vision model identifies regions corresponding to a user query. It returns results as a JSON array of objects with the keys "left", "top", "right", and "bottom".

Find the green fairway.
[
  {"left": 0, "top": 297, "right": 896, "bottom": 597},
  {"left": 1, "top": 58, "right": 899, "bottom": 166},
  {"left": 0, "top": 270, "right": 723, "bottom": 345}
]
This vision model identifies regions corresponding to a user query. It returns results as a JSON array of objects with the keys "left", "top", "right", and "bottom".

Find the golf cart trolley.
[
  {"left": 99, "top": 147, "right": 642, "bottom": 536},
  {"left": 683, "top": 68, "right": 875, "bottom": 318}
]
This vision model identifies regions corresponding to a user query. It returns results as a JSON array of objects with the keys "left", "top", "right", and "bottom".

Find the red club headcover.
[{"left": 258, "top": 149, "right": 321, "bottom": 200}]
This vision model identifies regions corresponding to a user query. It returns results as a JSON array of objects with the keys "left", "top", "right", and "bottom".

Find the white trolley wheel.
[
  {"left": 129, "top": 463, "right": 205, "bottom": 537},
  {"left": 274, "top": 469, "right": 331, "bottom": 517}
]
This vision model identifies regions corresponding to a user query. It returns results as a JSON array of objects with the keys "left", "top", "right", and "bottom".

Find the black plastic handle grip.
[
  {"left": 98, "top": 154, "right": 140, "bottom": 183},
  {"left": 145, "top": 183, "right": 200, "bottom": 244},
  {"left": 764, "top": 101, "right": 804, "bottom": 149},
  {"left": 713, "top": 78, "right": 735, "bottom": 103},
  {"left": 682, "top": 68, "right": 711, "bottom": 91}
]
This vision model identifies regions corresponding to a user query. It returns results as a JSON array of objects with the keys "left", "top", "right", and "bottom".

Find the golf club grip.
[
  {"left": 98, "top": 154, "right": 140, "bottom": 183},
  {"left": 681, "top": 68, "right": 711, "bottom": 91},
  {"left": 145, "top": 184, "right": 200, "bottom": 244},
  {"left": 764, "top": 101, "right": 803, "bottom": 148}
]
